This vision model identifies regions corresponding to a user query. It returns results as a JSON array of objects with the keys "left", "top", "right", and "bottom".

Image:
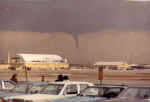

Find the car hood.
[
  {"left": 0, "top": 91, "right": 8, "bottom": 96},
  {"left": 8, "top": 94, "right": 68, "bottom": 102},
  {"left": 52, "top": 96, "right": 106, "bottom": 102}
]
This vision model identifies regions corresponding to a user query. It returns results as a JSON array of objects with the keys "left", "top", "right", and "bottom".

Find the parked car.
[
  {"left": 94, "top": 85, "right": 150, "bottom": 102},
  {"left": 0, "top": 81, "right": 49, "bottom": 102},
  {"left": 6, "top": 81, "right": 94, "bottom": 102},
  {"left": 0, "top": 80, "right": 16, "bottom": 91},
  {"left": 10, "top": 81, "right": 49, "bottom": 94},
  {"left": 50, "top": 84, "right": 128, "bottom": 102}
]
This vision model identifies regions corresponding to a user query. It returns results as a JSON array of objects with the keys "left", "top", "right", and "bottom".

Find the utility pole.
[
  {"left": 24, "top": 66, "right": 28, "bottom": 81},
  {"left": 98, "top": 66, "right": 104, "bottom": 85},
  {"left": 8, "top": 51, "right": 10, "bottom": 64}
]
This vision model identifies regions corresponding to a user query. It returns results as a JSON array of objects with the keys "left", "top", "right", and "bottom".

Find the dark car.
[
  {"left": 95, "top": 86, "right": 150, "bottom": 102},
  {"left": 50, "top": 84, "right": 128, "bottom": 102}
]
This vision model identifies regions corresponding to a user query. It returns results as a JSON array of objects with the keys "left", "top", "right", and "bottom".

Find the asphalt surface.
[{"left": 0, "top": 69, "right": 150, "bottom": 85}]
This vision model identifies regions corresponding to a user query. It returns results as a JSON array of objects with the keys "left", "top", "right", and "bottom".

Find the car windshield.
[
  {"left": 40, "top": 84, "right": 64, "bottom": 95},
  {"left": 80, "top": 87, "right": 124, "bottom": 98},
  {"left": 119, "top": 87, "right": 150, "bottom": 98}
]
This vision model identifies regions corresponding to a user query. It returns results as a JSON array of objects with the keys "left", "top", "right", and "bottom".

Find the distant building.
[
  {"left": 9, "top": 54, "right": 69, "bottom": 70},
  {"left": 94, "top": 61, "right": 131, "bottom": 70}
]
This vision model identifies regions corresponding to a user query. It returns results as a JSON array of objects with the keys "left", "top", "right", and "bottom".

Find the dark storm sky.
[
  {"left": 0, "top": 0, "right": 150, "bottom": 33},
  {"left": 0, "top": 0, "right": 150, "bottom": 64}
]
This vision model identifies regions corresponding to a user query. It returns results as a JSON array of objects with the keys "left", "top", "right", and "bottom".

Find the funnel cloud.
[{"left": 0, "top": 0, "right": 150, "bottom": 64}]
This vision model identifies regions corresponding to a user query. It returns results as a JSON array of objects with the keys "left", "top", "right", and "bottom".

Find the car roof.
[
  {"left": 16, "top": 81, "right": 48, "bottom": 85},
  {"left": 48, "top": 81, "right": 93, "bottom": 85},
  {"left": 94, "top": 84, "right": 128, "bottom": 87},
  {"left": 127, "top": 85, "right": 150, "bottom": 88},
  {"left": 125, "top": 83, "right": 150, "bottom": 88}
]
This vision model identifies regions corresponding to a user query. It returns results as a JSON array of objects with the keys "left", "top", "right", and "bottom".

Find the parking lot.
[{"left": 0, "top": 69, "right": 150, "bottom": 102}]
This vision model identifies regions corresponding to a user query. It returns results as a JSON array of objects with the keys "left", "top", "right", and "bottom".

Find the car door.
[
  {"left": 79, "top": 84, "right": 89, "bottom": 93},
  {"left": 0, "top": 81, "right": 2, "bottom": 90},
  {"left": 138, "top": 88, "right": 150, "bottom": 100},
  {"left": 4, "top": 81, "right": 15, "bottom": 90},
  {"left": 63, "top": 84, "right": 78, "bottom": 97}
]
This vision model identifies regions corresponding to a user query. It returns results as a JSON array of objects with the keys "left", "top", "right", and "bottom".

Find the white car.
[
  {"left": 0, "top": 80, "right": 16, "bottom": 91},
  {"left": 6, "top": 81, "right": 94, "bottom": 102},
  {"left": 50, "top": 84, "right": 128, "bottom": 102}
]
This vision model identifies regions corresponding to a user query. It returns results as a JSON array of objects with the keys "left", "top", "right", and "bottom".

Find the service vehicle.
[{"left": 6, "top": 81, "right": 94, "bottom": 102}]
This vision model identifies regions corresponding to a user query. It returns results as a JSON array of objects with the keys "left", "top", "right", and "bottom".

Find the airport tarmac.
[{"left": 0, "top": 69, "right": 150, "bottom": 85}]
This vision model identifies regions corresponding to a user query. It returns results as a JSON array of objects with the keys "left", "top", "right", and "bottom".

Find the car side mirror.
[{"left": 9, "top": 89, "right": 13, "bottom": 92}]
